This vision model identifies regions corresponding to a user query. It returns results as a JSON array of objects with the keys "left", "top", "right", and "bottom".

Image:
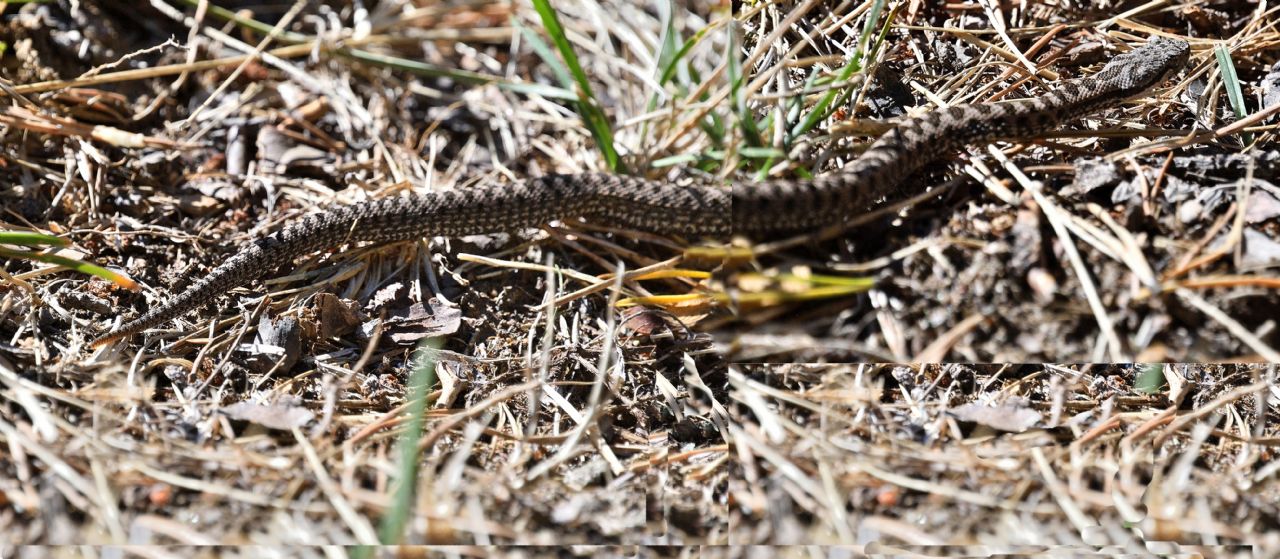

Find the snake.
[{"left": 89, "top": 37, "right": 1190, "bottom": 348}]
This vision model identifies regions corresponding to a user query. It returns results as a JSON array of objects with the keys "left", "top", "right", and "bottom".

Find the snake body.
[
  {"left": 90, "top": 37, "right": 1190, "bottom": 348},
  {"left": 733, "top": 37, "right": 1190, "bottom": 234}
]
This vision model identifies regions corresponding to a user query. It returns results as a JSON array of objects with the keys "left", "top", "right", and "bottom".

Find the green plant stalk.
[
  {"left": 0, "top": 247, "right": 135, "bottom": 289},
  {"left": 377, "top": 338, "right": 441, "bottom": 546},
  {"left": 528, "top": 0, "right": 621, "bottom": 171},
  {"left": 1214, "top": 44, "right": 1251, "bottom": 145},
  {"left": 0, "top": 231, "right": 69, "bottom": 248}
]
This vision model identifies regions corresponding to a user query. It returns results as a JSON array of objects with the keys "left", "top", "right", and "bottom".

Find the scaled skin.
[{"left": 92, "top": 38, "right": 1190, "bottom": 348}]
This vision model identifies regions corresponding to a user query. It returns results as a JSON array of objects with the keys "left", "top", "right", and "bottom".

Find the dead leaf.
[
  {"left": 221, "top": 399, "right": 314, "bottom": 431},
  {"left": 362, "top": 297, "right": 462, "bottom": 345},
  {"left": 316, "top": 293, "right": 362, "bottom": 340},
  {"left": 950, "top": 399, "right": 1043, "bottom": 433},
  {"left": 237, "top": 315, "right": 302, "bottom": 374},
  {"left": 1244, "top": 187, "right": 1280, "bottom": 224},
  {"left": 1242, "top": 228, "right": 1280, "bottom": 271}
]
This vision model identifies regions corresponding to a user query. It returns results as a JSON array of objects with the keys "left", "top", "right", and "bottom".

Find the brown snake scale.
[{"left": 90, "top": 37, "right": 1190, "bottom": 348}]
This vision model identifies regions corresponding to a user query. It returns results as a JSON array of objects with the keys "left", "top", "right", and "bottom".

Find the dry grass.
[
  {"left": 0, "top": 0, "right": 729, "bottom": 549},
  {"left": 729, "top": 363, "right": 1280, "bottom": 555},
  {"left": 4, "top": 0, "right": 1280, "bottom": 555},
  {"left": 721, "top": 1, "right": 1280, "bottom": 363}
]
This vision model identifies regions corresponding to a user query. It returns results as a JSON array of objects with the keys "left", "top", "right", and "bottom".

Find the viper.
[{"left": 91, "top": 37, "right": 1191, "bottom": 348}]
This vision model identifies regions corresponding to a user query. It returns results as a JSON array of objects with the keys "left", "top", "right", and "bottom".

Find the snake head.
[{"left": 1099, "top": 37, "right": 1191, "bottom": 99}]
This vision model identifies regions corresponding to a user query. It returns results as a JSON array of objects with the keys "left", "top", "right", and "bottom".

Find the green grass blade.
[
  {"left": 525, "top": 1, "right": 621, "bottom": 171},
  {"left": 653, "top": 10, "right": 711, "bottom": 89},
  {"left": 643, "top": 4, "right": 709, "bottom": 148},
  {"left": 789, "top": 0, "right": 889, "bottom": 138},
  {"left": 1214, "top": 44, "right": 1251, "bottom": 145},
  {"left": 513, "top": 17, "right": 576, "bottom": 93},
  {"left": 654, "top": 1, "right": 681, "bottom": 84},
  {"left": 729, "top": 19, "right": 765, "bottom": 155},
  {"left": 1135, "top": 363, "right": 1166, "bottom": 394},
  {"left": 738, "top": 146, "right": 786, "bottom": 160},
  {"left": 0, "top": 247, "right": 137, "bottom": 290},
  {"left": 377, "top": 338, "right": 441, "bottom": 545},
  {"left": 0, "top": 231, "right": 70, "bottom": 248}
]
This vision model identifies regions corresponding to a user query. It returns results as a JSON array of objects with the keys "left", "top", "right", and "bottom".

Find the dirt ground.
[
  {"left": 727, "top": 363, "right": 1279, "bottom": 556},
  {"left": 0, "top": 0, "right": 728, "bottom": 550},
  {"left": 722, "top": 0, "right": 1280, "bottom": 364},
  {"left": 0, "top": 0, "right": 1278, "bottom": 555}
]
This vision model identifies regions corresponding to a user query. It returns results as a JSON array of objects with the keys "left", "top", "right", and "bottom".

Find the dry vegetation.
[
  {"left": 2, "top": 0, "right": 1280, "bottom": 556},
  {"left": 728, "top": 363, "right": 1280, "bottom": 555},
  {"left": 0, "top": 0, "right": 728, "bottom": 551},
  {"left": 722, "top": 1, "right": 1280, "bottom": 363}
]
